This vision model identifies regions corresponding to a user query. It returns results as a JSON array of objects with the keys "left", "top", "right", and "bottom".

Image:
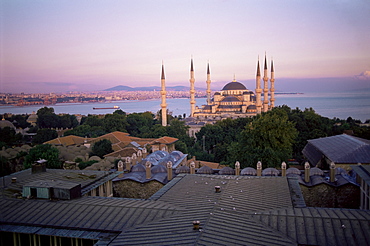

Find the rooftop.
[
  {"left": 303, "top": 134, "right": 370, "bottom": 164},
  {"left": 1, "top": 173, "right": 369, "bottom": 245}
]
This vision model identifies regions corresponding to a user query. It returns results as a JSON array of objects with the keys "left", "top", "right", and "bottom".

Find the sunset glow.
[{"left": 1, "top": 0, "right": 369, "bottom": 93}]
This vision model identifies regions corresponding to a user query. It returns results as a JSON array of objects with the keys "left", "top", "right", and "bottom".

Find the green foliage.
[
  {"left": 24, "top": 144, "right": 60, "bottom": 169},
  {"left": 126, "top": 112, "right": 154, "bottom": 136},
  {"left": 228, "top": 108, "right": 298, "bottom": 168},
  {"left": 78, "top": 160, "right": 98, "bottom": 170},
  {"left": 191, "top": 117, "right": 251, "bottom": 163},
  {"left": 9, "top": 114, "right": 31, "bottom": 128},
  {"left": 91, "top": 139, "right": 113, "bottom": 158},
  {"left": 36, "top": 107, "right": 79, "bottom": 129},
  {"left": 37, "top": 107, "right": 55, "bottom": 116},
  {"left": 113, "top": 109, "right": 126, "bottom": 115},
  {"left": 27, "top": 126, "right": 39, "bottom": 133},
  {"left": 84, "top": 115, "right": 103, "bottom": 127},
  {"left": 64, "top": 125, "right": 106, "bottom": 138},
  {"left": 32, "top": 128, "right": 58, "bottom": 144},
  {"left": 103, "top": 113, "right": 128, "bottom": 132},
  {"left": 0, "top": 127, "right": 21, "bottom": 146}
]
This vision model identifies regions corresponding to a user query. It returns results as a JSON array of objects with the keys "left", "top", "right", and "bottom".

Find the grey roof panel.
[{"left": 306, "top": 134, "right": 370, "bottom": 164}]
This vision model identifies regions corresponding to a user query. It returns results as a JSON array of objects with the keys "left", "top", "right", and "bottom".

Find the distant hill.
[{"left": 104, "top": 85, "right": 205, "bottom": 91}]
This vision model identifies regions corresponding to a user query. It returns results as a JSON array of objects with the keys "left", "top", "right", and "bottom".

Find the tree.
[
  {"left": 83, "top": 115, "right": 104, "bottom": 127},
  {"left": 103, "top": 113, "right": 128, "bottom": 132},
  {"left": 126, "top": 112, "right": 154, "bottom": 136},
  {"left": 37, "top": 107, "right": 55, "bottom": 116},
  {"left": 229, "top": 108, "right": 298, "bottom": 168},
  {"left": 36, "top": 107, "right": 60, "bottom": 129},
  {"left": 9, "top": 114, "right": 31, "bottom": 128},
  {"left": 24, "top": 144, "right": 60, "bottom": 169},
  {"left": 91, "top": 139, "right": 113, "bottom": 158},
  {"left": 0, "top": 127, "right": 20, "bottom": 146},
  {"left": 32, "top": 128, "right": 58, "bottom": 144},
  {"left": 64, "top": 125, "right": 106, "bottom": 138},
  {"left": 59, "top": 114, "right": 72, "bottom": 129}
]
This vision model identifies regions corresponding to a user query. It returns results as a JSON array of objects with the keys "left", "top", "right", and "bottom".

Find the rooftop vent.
[{"left": 32, "top": 159, "right": 47, "bottom": 174}]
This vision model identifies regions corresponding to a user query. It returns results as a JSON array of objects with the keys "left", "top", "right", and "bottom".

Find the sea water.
[{"left": 0, "top": 92, "right": 369, "bottom": 122}]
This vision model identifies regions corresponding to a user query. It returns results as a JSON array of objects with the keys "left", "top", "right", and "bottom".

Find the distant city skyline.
[{"left": 1, "top": 0, "right": 369, "bottom": 93}]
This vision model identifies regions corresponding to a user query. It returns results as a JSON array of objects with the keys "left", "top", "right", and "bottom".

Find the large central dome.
[{"left": 221, "top": 81, "right": 247, "bottom": 91}]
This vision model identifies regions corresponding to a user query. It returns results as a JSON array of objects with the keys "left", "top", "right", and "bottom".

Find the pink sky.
[{"left": 1, "top": 0, "right": 369, "bottom": 93}]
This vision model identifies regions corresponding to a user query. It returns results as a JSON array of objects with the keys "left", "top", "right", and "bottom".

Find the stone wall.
[
  {"left": 113, "top": 180, "right": 164, "bottom": 199},
  {"left": 300, "top": 184, "right": 360, "bottom": 208}
]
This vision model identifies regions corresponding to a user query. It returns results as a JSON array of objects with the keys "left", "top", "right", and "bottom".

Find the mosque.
[{"left": 160, "top": 55, "right": 276, "bottom": 136}]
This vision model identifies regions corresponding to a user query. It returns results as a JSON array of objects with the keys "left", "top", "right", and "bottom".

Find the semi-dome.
[
  {"left": 175, "top": 165, "right": 190, "bottom": 174},
  {"left": 131, "top": 163, "right": 146, "bottom": 172},
  {"left": 219, "top": 166, "right": 235, "bottom": 175},
  {"left": 151, "top": 164, "right": 167, "bottom": 174},
  {"left": 221, "top": 96, "right": 241, "bottom": 102},
  {"left": 240, "top": 167, "right": 257, "bottom": 176},
  {"left": 197, "top": 166, "right": 214, "bottom": 174},
  {"left": 222, "top": 81, "right": 247, "bottom": 91}
]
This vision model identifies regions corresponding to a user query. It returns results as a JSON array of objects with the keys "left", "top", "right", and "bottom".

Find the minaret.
[
  {"left": 255, "top": 57, "right": 262, "bottom": 114},
  {"left": 160, "top": 63, "right": 167, "bottom": 126},
  {"left": 263, "top": 53, "right": 269, "bottom": 112},
  {"left": 189, "top": 58, "right": 196, "bottom": 117},
  {"left": 206, "top": 62, "right": 211, "bottom": 105},
  {"left": 270, "top": 59, "right": 275, "bottom": 109}
]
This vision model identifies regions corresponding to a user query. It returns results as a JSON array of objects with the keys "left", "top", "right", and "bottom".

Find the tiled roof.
[
  {"left": 44, "top": 135, "right": 89, "bottom": 146},
  {"left": 303, "top": 134, "right": 370, "bottom": 164},
  {"left": 86, "top": 131, "right": 132, "bottom": 145},
  {"left": 103, "top": 147, "right": 138, "bottom": 158},
  {"left": 149, "top": 136, "right": 178, "bottom": 144}
]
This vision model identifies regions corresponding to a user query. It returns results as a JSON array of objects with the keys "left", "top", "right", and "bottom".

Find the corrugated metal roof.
[
  {"left": 351, "top": 164, "right": 370, "bottom": 186},
  {"left": 0, "top": 168, "right": 117, "bottom": 198},
  {"left": 1, "top": 173, "right": 369, "bottom": 245},
  {"left": 0, "top": 196, "right": 179, "bottom": 234},
  {"left": 252, "top": 207, "right": 370, "bottom": 246},
  {"left": 305, "top": 134, "right": 370, "bottom": 164}
]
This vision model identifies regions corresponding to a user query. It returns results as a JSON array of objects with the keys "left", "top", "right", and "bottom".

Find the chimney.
[
  {"left": 190, "top": 161, "right": 195, "bottom": 174},
  {"left": 257, "top": 161, "right": 262, "bottom": 176},
  {"left": 32, "top": 159, "right": 47, "bottom": 174},
  {"left": 304, "top": 162, "right": 310, "bottom": 183},
  {"left": 145, "top": 161, "right": 151, "bottom": 179},
  {"left": 214, "top": 186, "right": 221, "bottom": 193},
  {"left": 117, "top": 160, "right": 124, "bottom": 178},
  {"left": 330, "top": 162, "right": 335, "bottom": 182},
  {"left": 193, "top": 221, "right": 200, "bottom": 230},
  {"left": 142, "top": 147, "right": 148, "bottom": 158},
  {"left": 132, "top": 153, "right": 137, "bottom": 166},
  {"left": 125, "top": 157, "right": 131, "bottom": 171},
  {"left": 281, "top": 162, "right": 287, "bottom": 177},
  {"left": 167, "top": 161, "right": 173, "bottom": 181},
  {"left": 137, "top": 150, "right": 143, "bottom": 162},
  {"left": 235, "top": 161, "right": 240, "bottom": 176}
]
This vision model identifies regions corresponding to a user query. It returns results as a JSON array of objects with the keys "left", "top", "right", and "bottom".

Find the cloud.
[{"left": 355, "top": 71, "right": 370, "bottom": 80}]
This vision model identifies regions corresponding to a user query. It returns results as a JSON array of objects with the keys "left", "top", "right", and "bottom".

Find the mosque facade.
[{"left": 160, "top": 55, "right": 276, "bottom": 136}]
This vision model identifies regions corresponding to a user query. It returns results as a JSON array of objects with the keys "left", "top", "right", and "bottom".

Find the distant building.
[{"left": 160, "top": 55, "right": 275, "bottom": 137}]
